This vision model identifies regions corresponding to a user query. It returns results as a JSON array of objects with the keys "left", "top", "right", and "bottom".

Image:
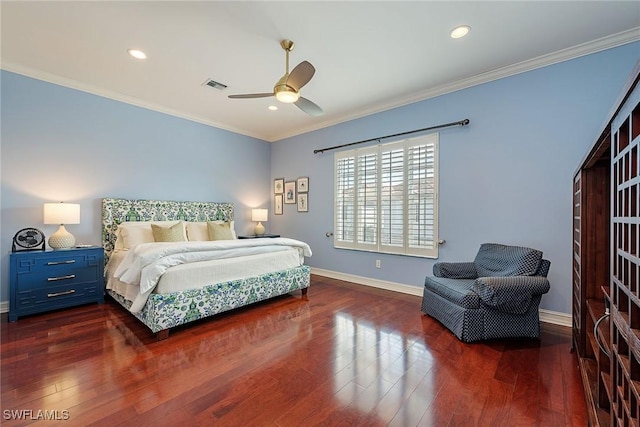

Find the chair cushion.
[
  {"left": 474, "top": 243, "right": 542, "bottom": 277},
  {"left": 423, "top": 277, "right": 480, "bottom": 309}
]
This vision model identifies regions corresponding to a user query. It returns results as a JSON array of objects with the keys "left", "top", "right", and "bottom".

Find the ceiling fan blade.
[
  {"left": 228, "top": 93, "right": 274, "bottom": 99},
  {"left": 286, "top": 61, "right": 315, "bottom": 91},
  {"left": 295, "top": 97, "right": 324, "bottom": 116}
]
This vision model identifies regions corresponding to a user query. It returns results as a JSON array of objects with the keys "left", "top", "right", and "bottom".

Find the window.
[{"left": 334, "top": 133, "right": 438, "bottom": 258}]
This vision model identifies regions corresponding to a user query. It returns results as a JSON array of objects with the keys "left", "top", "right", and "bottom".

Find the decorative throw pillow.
[
  {"left": 151, "top": 221, "right": 187, "bottom": 242},
  {"left": 207, "top": 221, "right": 234, "bottom": 241}
]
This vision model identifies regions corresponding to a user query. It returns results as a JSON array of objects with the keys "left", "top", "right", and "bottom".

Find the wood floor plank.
[{"left": 1, "top": 275, "right": 587, "bottom": 426}]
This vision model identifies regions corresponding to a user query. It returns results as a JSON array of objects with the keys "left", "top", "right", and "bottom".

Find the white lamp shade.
[
  {"left": 44, "top": 203, "right": 80, "bottom": 225},
  {"left": 251, "top": 209, "right": 268, "bottom": 222}
]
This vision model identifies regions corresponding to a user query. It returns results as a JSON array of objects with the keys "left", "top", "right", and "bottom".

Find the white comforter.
[{"left": 114, "top": 238, "right": 312, "bottom": 295}]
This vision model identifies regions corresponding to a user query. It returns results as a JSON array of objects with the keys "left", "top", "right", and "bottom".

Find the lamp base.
[
  {"left": 254, "top": 222, "right": 265, "bottom": 236},
  {"left": 48, "top": 225, "right": 76, "bottom": 249}
]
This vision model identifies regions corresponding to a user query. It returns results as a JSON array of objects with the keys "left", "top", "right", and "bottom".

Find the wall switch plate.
[{"left": 375, "top": 260, "right": 381, "bottom": 268}]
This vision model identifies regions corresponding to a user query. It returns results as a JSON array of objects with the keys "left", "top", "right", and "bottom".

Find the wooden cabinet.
[
  {"left": 574, "top": 62, "right": 640, "bottom": 426},
  {"left": 574, "top": 157, "right": 611, "bottom": 425},
  {"left": 9, "top": 247, "right": 104, "bottom": 321},
  {"left": 610, "top": 73, "right": 640, "bottom": 426}
]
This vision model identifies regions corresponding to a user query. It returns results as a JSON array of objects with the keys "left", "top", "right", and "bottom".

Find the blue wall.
[
  {"left": 269, "top": 42, "right": 640, "bottom": 315},
  {"left": 2, "top": 43, "right": 638, "bottom": 315},
  {"left": 1, "top": 71, "right": 271, "bottom": 302}
]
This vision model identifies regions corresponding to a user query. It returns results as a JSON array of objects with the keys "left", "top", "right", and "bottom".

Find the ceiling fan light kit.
[
  {"left": 274, "top": 85, "right": 299, "bottom": 103},
  {"left": 228, "top": 39, "right": 323, "bottom": 116}
]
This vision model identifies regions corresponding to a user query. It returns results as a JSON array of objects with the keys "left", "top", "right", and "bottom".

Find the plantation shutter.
[
  {"left": 380, "top": 147, "right": 404, "bottom": 253},
  {"left": 406, "top": 137, "right": 438, "bottom": 257},
  {"left": 334, "top": 133, "right": 438, "bottom": 258},
  {"left": 356, "top": 149, "right": 378, "bottom": 248},
  {"left": 335, "top": 154, "right": 355, "bottom": 247}
]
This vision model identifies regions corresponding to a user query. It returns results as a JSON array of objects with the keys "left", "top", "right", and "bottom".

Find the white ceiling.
[{"left": 2, "top": 1, "right": 639, "bottom": 142}]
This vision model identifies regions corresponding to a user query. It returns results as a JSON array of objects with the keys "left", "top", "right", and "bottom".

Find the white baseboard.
[
  {"left": 539, "top": 309, "right": 572, "bottom": 327},
  {"left": 311, "top": 267, "right": 424, "bottom": 296},
  {"left": 310, "top": 267, "right": 572, "bottom": 328},
  {"left": 0, "top": 270, "right": 573, "bottom": 328}
]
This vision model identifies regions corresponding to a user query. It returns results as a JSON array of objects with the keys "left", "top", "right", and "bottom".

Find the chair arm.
[
  {"left": 472, "top": 276, "right": 550, "bottom": 314},
  {"left": 433, "top": 262, "right": 478, "bottom": 279}
]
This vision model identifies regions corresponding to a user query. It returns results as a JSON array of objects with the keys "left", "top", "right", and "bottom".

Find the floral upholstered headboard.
[{"left": 101, "top": 198, "right": 234, "bottom": 263}]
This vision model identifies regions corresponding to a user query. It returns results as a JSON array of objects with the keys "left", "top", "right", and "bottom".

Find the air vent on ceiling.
[{"left": 203, "top": 79, "right": 227, "bottom": 90}]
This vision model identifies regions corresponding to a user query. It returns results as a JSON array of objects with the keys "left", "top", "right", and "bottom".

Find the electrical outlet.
[{"left": 375, "top": 260, "right": 381, "bottom": 268}]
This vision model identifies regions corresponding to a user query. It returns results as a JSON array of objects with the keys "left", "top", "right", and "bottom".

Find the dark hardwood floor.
[{"left": 1, "top": 275, "right": 587, "bottom": 426}]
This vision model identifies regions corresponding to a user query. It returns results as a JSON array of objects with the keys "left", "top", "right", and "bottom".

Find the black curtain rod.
[{"left": 313, "top": 118, "right": 470, "bottom": 154}]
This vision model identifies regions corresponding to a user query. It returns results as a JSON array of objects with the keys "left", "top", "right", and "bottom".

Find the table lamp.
[
  {"left": 44, "top": 202, "right": 80, "bottom": 249},
  {"left": 252, "top": 208, "right": 268, "bottom": 236}
]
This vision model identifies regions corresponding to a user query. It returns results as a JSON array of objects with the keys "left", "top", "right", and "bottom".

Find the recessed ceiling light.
[
  {"left": 268, "top": 105, "right": 278, "bottom": 111},
  {"left": 127, "top": 49, "right": 147, "bottom": 59},
  {"left": 450, "top": 25, "right": 470, "bottom": 39}
]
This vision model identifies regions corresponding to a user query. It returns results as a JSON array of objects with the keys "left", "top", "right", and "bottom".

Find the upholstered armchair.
[{"left": 421, "top": 243, "right": 551, "bottom": 342}]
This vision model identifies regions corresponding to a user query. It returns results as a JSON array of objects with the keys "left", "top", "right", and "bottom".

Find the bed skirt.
[{"left": 107, "top": 265, "right": 311, "bottom": 336}]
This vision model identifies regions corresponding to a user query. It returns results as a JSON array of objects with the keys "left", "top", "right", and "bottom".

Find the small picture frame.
[
  {"left": 284, "top": 181, "right": 296, "bottom": 204},
  {"left": 274, "top": 178, "right": 284, "bottom": 194},
  {"left": 297, "top": 193, "right": 308, "bottom": 212},
  {"left": 297, "top": 177, "right": 309, "bottom": 193},
  {"left": 274, "top": 194, "right": 283, "bottom": 215}
]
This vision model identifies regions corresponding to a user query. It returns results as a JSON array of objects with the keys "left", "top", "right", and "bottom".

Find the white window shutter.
[
  {"left": 334, "top": 133, "right": 438, "bottom": 258},
  {"left": 335, "top": 154, "right": 356, "bottom": 248}
]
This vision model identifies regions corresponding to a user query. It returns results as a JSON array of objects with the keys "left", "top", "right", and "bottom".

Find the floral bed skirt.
[{"left": 107, "top": 265, "right": 310, "bottom": 333}]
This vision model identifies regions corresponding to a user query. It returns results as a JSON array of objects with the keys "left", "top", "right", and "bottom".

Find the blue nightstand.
[{"left": 9, "top": 246, "right": 104, "bottom": 322}]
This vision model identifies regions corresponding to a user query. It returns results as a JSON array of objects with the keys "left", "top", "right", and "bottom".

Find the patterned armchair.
[{"left": 421, "top": 243, "right": 551, "bottom": 342}]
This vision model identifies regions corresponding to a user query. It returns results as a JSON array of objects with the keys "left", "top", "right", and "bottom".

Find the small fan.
[
  {"left": 12, "top": 227, "right": 45, "bottom": 252},
  {"left": 228, "top": 40, "right": 324, "bottom": 116}
]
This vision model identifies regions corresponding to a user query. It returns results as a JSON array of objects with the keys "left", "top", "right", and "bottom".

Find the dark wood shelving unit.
[
  {"left": 609, "top": 68, "right": 640, "bottom": 425},
  {"left": 574, "top": 129, "right": 613, "bottom": 427},
  {"left": 574, "top": 62, "right": 640, "bottom": 426}
]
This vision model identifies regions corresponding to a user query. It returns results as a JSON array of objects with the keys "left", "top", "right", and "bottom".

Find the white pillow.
[
  {"left": 186, "top": 221, "right": 236, "bottom": 241},
  {"left": 116, "top": 221, "right": 187, "bottom": 249}
]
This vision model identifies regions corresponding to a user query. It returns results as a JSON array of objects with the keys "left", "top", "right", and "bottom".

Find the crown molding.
[
  {"left": 0, "top": 61, "right": 268, "bottom": 142},
  {"left": 270, "top": 28, "right": 640, "bottom": 141},
  {"left": 3, "top": 28, "right": 638, "bottom": 143}
]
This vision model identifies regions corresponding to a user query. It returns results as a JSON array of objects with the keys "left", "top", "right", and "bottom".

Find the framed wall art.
[
  {"left": 297, "top": 177, "right": 309, "bottom": 193},
  {"left": 297, "top": 193, "right": 308, "bottom": 212},
  {"left": 274, "top": 178, "right": 284, "bottom": 194},
  {"left": 274, "top": 194, "right": 283, "bottom": 215},
  {"left": 284, "top": 181, "right": 296, "bottom": 204}
]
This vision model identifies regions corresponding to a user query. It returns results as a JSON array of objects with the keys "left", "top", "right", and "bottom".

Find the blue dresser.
[{"left": 9, "top": 247, "right": 104, "bottom": 321}]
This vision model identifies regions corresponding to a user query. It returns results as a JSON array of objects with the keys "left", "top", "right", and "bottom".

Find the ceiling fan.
[{"left": 228, "top": 39, "right": 324, "bottom": 116}]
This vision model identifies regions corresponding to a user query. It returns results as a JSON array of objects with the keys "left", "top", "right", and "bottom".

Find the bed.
[{"left": 102, "top": 198, "right": 311, "bottom": 340}]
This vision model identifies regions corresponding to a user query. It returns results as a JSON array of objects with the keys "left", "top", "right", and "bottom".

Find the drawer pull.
[
  {"left": 47, "top": 260, "right": 76, "bottom": 265},
  {"left": 47, "top": 289, "right": 76, "bottom": 298},
  {"left": 47, "top": 274, "right": 76, "bottom": 282}
]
